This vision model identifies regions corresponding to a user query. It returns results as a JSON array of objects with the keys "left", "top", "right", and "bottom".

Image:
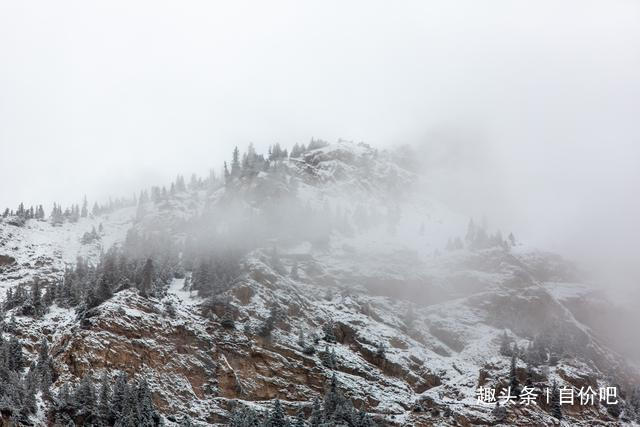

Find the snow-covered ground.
[{"left": 0, "top": 141, "right": 635, "bottom": 425}]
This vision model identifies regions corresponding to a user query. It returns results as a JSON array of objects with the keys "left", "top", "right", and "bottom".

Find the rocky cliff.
[{"left": 0, "top": 141, "right": 638, "bottom": 426}]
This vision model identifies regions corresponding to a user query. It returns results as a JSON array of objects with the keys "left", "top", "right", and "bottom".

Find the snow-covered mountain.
[{"left": 0, "top": 140, "right": 638, "bottom": 426}]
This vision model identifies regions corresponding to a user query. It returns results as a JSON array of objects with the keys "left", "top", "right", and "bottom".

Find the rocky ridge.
[{"left": 0, "top": 141, "right": 638, "bottom": 426}]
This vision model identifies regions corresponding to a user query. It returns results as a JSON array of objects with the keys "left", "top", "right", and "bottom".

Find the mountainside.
[{"left": 1, "top": 140, "right": 639, "bottom": 426}]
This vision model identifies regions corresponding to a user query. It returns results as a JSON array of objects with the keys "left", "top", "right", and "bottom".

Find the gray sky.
[{"left": 1, "top": 1, "right": 639, "bottom": 284}]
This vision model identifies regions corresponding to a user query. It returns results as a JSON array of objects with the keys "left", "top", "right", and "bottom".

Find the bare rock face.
[
  {"left": 52, "top": 291, "right": 222, "bottom": 423},
  {"left": 0, "top": 254, "right": 16, "bottom": 267},
  {"left": 28, "top": 244, "right": 634, "bottom": 426}
]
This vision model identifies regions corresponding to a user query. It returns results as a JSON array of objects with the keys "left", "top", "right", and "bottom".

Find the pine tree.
[
  {"left": 322, "top": 374, "right": 342, "bottom": 420},
  {"left": 375, "top": 342, "right": 386, "bottom": 360},
  {"left": 509, "top": 350, "right": 520, "bottom": 398},
  {"left": 629, "top": 386, "right": 640, "bottom": 422},
  {"left": 230, "top": 405, "right": 261, "bottom": 427},
  {"left": 323, "top": 321, "right": 336, "bottom": 343},
  {"left": 182, "top": 274, "right": 191, "bottom": 291},
  {"left": 550, "top": 380, "right": 562, "bottom": 420},
  {"left": 118, "top": 382, "right": 140, "bottom": 426},
  {"left": 164, "top": 300, "right": 176, "bottom": 318},
  {"left": 74, "top": 373, "right": 97, "bottom": 419},
  {"left": 290, "top": 261, "right": 300, "bottom": 280},
  {"left": 309, "top": 398, "right": 322, "bottom": 427},
  {"left": 98, "top": 371, "right": 112, "bottom": 422},
  {"left": 465, "top": 218, "right": 476, "bottom": 244},
  {"left": 81, "top": 196, "right": 88, "bottom": 217},
  {"left": 43, "top": 282, "right": 56, "bottom": 307},
  {"left": 445, "top": 238, "right": 454, "bottom": 251},
  {"left": 111, "top": 371, "right": 128, "bottom": 421},
  {"left": 56, "top": 382, "right": 72, "bottom": 412},
  {"left": 140, "top": 258, "right": 154, "bottom": 297},
  {"left": 231, "top": 146, "right": 241, "bottom": 176},
  {"left": 320, "top": 346, "right": 337, "bottom": 370},
  {"left": 41, "top": 368, "right": 53, "bottom": 400},
  {"left": 96, "top": 278, "right": 113, "bottom": 305},
  {"left": 179, "top": 414, "right": 195, "bottom": 426},
  {"left": 8, "top": 336, "right": 24, "bottom": 371},
  {"left": 265, "top": 399, "right": 287, "bottom": 427},
  {"left": 137, "top": 379, "right": 157, "bottom": 427},
  {"left": 224, "top": 162, "right": 231, "bottom": 185},
  {"left": 22, "top": 372, "right": 38, "bottom": 417},
  {"left": 193, "top": 259, "right": 211, "bottom": 295},
  {"left": 31, "top": 280, "right": 42, "bottom": 313},
  {"left": 84, "top": 287, "right": 99, "bottom": 309},
  {"left": 499, "top": 331, "right": 512, "bottom": 357},
  {"left": 293, "top": 407, "right": 306, "bottom": 427},
  {"left": 403, "top": 305, "right": 415, "bottom": 331},
  {"left": 36, "top": 337, "right": 53, "bottom": 393}
]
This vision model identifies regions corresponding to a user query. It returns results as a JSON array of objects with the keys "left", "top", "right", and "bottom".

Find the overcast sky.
[{"left": 1, "top": 1, "right": 639, "bottom": 285}]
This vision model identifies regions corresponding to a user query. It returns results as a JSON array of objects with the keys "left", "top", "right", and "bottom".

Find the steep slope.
[{"left": 0, "top": 141, "right": 638, "bottom": 426}]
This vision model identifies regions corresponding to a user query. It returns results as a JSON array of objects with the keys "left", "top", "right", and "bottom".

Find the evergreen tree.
[
  {"left": 465, "top": 218, "right": 476, "bottom": 244},
  {"left": 98, "top": 371, "right": 112, "bottom": 422},
  {"left": 550, "top": 380, "right": 562, "bottom": 420},
  {"left": 319, "top": 373, "right": 368, "bottom": 425},
  {"left": 322, "top": 321, "right": 336, "bottom": 343},
  {"left": 265, "top": 399, "right": 287, "bottom": 427},
  {"left": 164, "top": 300, "right": 177, "bottom": 318},
  {"left": 230, "top": 405, "right": 262, "bottom": 427},
  {"left": 297, "top": 330, "right": 306, "bottom": 348},
  {"left": 43, "top": 282, "right": 56, "bottom": 307},
  {"left": 81, "top": 196, "right": 88, "bottom": 217},
  {"left": 309, "top": 398, "right": 322, "bottom": 427},
  {"left": 231, "top": 146, "right": 241, "bottom": 176},
  {"left": 36, "top": 337, "right": 54, "bottom": 395},
  {"left": 179, "top": 414, "right": 195, "bottom": 426},
  {"left": 74, "top": 373, "right": 97, "bottom": 420},
  {"left": 41, "top": 368, "right": 53, "bottom": 400},
  {"left": 375, "top": 342, "right": 386, "bottom": 360},
  {"left": 118, "top": 383, "right": 139, "bottom": 426},
  {"left": 293, "top": 407, "right": 306, "bottom": 427},
  {"left": 509, "top": 350, "right": 520, "bottom": 398},
  {"left": 320, "top": 346, "right": 337, "bottom": 370},
  {"left": 31, "top": 280, "right": 43, "bottom": 316},
  {"left": 403, "top": 305, "right": 415, "bottom": 331},
  {"left": 111, "top": 371, "right": 128, "bottom": 421},
  {"left": 22, "top": 372, "right": 38, "bottom": 418},
  {"left": 56, "top": 382, "right": 72, "bottom": 413},
  {"left": 84, "top": 287, "right": 99, "bottom": 310},
  {"left": 499, "top": 331, "right": 512, "bottom": 357},
  {"left": 137, "top": 379, "right": 157, "bottom": 427},
  {"left": 7, "top": 336, "right": 24, "bottom": 371},
  {"left": 290, "top": 261, "right": 300, "bottom": 280},
  {"left": 224, "top": 162, "right": 231, "bottom": 185},
  {"left": 140, "top": 258, "right": 154, "bottom": 297},
  {"left": 193, "top": 259, "right": 211, "bottom": 294},
  {"left": 96, "top": 278, "right": 113, "bottom": 305}
]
